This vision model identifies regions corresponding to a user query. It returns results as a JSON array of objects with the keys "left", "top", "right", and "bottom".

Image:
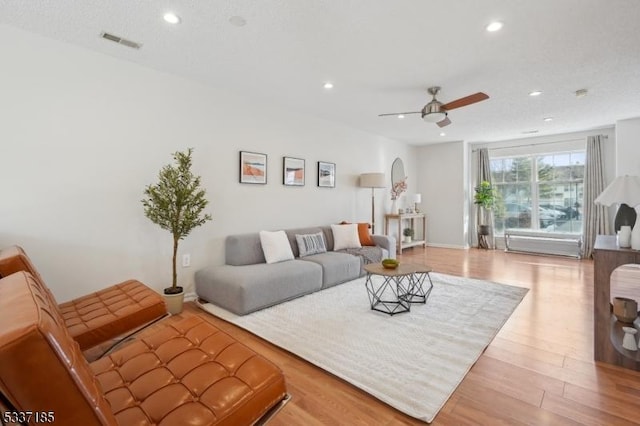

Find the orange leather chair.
[
  {"left": 0, "top": 245, "right": 167, "bottom": 350},
  {"left": 0, "top": 272, "right": 287, "bottom": 425}
]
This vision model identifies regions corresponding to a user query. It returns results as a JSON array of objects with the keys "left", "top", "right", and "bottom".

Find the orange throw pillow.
[{"left": 357, "top": 223, "right": 375, "bottom": 246}]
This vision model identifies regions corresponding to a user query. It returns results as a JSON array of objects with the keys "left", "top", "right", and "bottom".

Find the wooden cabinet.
[
  {"left": 384, "top": 213, "right": 427, "bottom": 255},
  {"left": 593, "top": 235, "right": 640, "bottom": 370}
]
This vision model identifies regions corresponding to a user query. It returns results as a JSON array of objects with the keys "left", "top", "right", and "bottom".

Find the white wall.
[
  {"left": 615, "top": 117, "right": 640, "bottom": 221},
  {"left": 0, "top": 25, "right": 415, "bottom": 301},
  {"left": 416, "top": 141, "right": 467, "bottom": 248},
  {"left": 615, "top": 117, "right": 640, "bottom": 176}
]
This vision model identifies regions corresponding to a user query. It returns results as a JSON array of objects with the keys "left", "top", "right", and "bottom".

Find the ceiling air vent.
[{"left": 100, "top": 32, "right": 142, "bottom": 49}]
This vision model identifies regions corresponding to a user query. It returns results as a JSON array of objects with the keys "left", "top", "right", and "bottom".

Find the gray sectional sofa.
[{"left": 195, "top": 225, "right": 395, "bottom": 315}]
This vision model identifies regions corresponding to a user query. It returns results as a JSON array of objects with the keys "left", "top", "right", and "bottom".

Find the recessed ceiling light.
[
  {"left": 486, "top": 21, "right": 504, "bottom": 32},
  {"left": 440, "top": 132, "right": 446, "bottom": 137},
  {"left": 543, "top": 117, "right": 553, "bottom": 122},
  {"left": 323, "top": 82, "right": 334, "bottom": 89},
  {"left": 398, "top": 114, "right": 405, "bottom": 119},
  {"left": 163, "top": 12, "right": 181, "bottom": 24},
  {"left": 229, "top": 16, "right": 247, "bottom": 27},
  {"left": 529, "top": 91, "right": 542, "bottom": 97}
]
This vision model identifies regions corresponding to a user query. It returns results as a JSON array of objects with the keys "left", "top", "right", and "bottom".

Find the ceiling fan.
[{"left": 378, "top": 86, "right": 489, "bottom": 127}]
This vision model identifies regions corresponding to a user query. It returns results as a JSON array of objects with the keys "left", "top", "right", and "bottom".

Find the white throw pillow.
[
  {"left": 259, "top": 230, "right": 295, "bottom": 264},
  {"left": 331, "top": 224, "right": 362, "bottom": 251}
]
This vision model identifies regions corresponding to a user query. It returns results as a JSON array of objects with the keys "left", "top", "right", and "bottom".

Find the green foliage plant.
[
  {"left": 142, "top": 148, "right": 212, "bottom": 294},
  {"left": 474, "top": 181, "right": 495, "bottom": 210},
  {"left": 402, "top": 227, "right": 414, "bottom": 237}
]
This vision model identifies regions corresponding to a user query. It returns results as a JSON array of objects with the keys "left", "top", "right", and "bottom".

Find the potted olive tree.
[
  {"left": 473, "top": 181, "right": 495, "bottom": 249},
  {"left": 142, "top": 148, "right": 212, "bottom": 314}
]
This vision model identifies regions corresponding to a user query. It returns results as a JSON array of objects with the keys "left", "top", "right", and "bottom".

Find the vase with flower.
[{"left": 391, "top": 177, "right": 407, "bottom": 214}]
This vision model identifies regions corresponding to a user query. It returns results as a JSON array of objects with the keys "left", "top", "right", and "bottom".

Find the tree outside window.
[{"left": 490, "top": 151, "right": 584, "bottom": 235}]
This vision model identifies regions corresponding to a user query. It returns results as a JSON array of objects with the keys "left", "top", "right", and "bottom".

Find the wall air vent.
[{"left": 100, "top": 32, "right": 142, "bottom": 49}]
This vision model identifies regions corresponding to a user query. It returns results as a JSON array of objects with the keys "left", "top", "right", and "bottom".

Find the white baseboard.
[
  {"left": 426, "top": 243, "right": 468, "bottom": 250},
  {"left": 184, "top": 291, "right": 197, "bottom": 302}
]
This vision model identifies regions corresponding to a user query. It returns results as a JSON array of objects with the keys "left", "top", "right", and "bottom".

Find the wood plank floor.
[{"left": 90, "top": 247, "right": 640, "bottom": 425}]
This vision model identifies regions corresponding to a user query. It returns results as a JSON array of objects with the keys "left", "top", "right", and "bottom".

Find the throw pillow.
[
  {"left": 339, "top": 221, "right": 375, "bottom": 246},
  {"left": 259, "top": 230, "right": 294, "bottom": 264},
  {"left": 295, "top": 232, "right": 327, "bottom": 257},
  {"left": 357, "top": 223, "right": 376, "bottom": 246},
  {"left": 331, "top": 223, "right": 362, "bottom": 251}
]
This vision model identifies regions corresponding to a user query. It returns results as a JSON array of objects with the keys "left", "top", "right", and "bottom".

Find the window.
[{"left": 491, "top": 150, "right": 584, "bottom": 234}]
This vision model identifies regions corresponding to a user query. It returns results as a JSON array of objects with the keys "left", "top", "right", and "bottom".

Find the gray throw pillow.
[{"left": 295, "top": 232, "right": 327, "bottom": 257}]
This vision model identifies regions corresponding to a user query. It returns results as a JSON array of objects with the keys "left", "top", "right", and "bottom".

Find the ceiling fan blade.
[
  {"left": 378, "top": 111, "right": 421, "bottom": 117},
  {"left": 436, "top": 117, "right": 451, "bottom": 127},
  {"left": 441, "top": 92, "right": 489, "bottom": 111}
]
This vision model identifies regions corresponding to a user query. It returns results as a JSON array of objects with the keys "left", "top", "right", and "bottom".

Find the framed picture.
[
  {"left": 317, "top": 161, "right": 336, "bottom": 188},
  {"left": 283, "top": 157, "right": 305, "bottom": 186},
  {"left": 239, "top": 151, "right": 267, "bottom": 184}
]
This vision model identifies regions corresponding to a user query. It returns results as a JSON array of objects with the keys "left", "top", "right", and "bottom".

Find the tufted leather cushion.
[
  {"left": 59, "top": 279, "right": 169, "bottom": 350},
  {"left": 0, "top": 245, "right": 57, "bottom": 304},
  {"left": 0, "top": 245, "right": 45, "bottom": 281},
  {"left": 0, "top": 245, "right": 167, "bottom": 350},
  {"left": 92, "top": 316, "right": 287, "bottom": 425},
  {"left": 0, "top": 272, "right": 288, "bottom": 425},
  {"left": 0, "top": 272, "right": 118, "bottom": 425}
]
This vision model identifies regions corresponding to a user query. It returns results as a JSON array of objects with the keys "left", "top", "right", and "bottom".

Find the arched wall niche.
[{"left": 611, "top": 264, "right": 640, "bottom": 324}]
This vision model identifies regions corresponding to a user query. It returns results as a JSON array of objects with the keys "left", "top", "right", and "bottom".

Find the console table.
[
  {"left": 384, "top": 213, "right": 427, "bottom": 254},
  {"left": 593, "top": 235, "right": 640, "bottom": 370}
]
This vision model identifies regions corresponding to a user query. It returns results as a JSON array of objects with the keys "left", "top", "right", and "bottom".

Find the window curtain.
[
  {"left": 476, "top": 148, "right": 495, "bottom": 249},
  {"left": 582, "top": 135, "right": 610, "bottom": 258}
]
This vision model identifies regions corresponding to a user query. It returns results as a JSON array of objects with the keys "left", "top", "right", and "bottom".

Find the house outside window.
[{"left": 490, "top": 150, "right": 585, "bottom": 235}]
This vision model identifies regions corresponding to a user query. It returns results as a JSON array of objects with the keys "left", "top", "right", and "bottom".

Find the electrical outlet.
[{"left": 182, "top": 254, "right": 191, "bottom": 267}]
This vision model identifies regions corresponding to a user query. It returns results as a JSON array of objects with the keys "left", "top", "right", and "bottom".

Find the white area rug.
[{"left": 198, "top": 272, "right": 528, "bottom": 423}]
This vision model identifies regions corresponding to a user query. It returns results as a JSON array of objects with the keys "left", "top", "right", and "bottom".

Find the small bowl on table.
[{"left": 381, "top": 259, "right": 399, "bottom": 270}]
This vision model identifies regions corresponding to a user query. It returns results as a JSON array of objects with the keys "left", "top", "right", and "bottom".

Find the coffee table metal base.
[
  {"left": 363, "top": 263, "right": 435, "bottom": 316},
  {"left": 402, "top": 270, "right": 434, "bottom": 304},
  {"left": 364, "top": 273, "right": 412, "bottom": 315}
]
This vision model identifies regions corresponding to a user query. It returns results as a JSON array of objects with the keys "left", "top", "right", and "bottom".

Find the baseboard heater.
[{"left": 504, "top": 230, "right": 582, "bottom": 259}]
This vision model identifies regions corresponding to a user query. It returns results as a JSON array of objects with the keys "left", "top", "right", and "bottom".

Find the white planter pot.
[
  {"left": 164, "top": 290, "right": 185, "bottom": 315},
  {"left": 403, "top": 236, "right": 412, "bottom": 243}
]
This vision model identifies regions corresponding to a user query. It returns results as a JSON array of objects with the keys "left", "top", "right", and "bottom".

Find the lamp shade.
[
  {"left": 413, "top": 193, "right": 422, "bottom": 203},
  {"left": 360, "top": 173, "right": 386, "bottom": 188},
  {"left": 595, "top": 175, "right": 640, "bottom": 207}
]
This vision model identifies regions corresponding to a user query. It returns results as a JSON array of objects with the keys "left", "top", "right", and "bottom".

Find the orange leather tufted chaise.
[
  {"left": 0, "top": 245, "right": 167, "bottom": 350},
  {"left": 0, "top": 271, "right": 288, "bottom": 425}
]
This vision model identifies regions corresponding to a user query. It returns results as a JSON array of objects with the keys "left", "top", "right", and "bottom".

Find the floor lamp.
[{"left": 360, "top": 173, "right": 386, "bottom": 234}]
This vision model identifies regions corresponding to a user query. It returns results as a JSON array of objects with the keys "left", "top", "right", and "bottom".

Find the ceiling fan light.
[{"left": 423, "top": 112, "right": 446, "bottom": 123}]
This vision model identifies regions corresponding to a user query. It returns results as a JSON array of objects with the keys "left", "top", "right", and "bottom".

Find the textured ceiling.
[{"left": 2, "top": 0, "right": 640, "bottom": 145}]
